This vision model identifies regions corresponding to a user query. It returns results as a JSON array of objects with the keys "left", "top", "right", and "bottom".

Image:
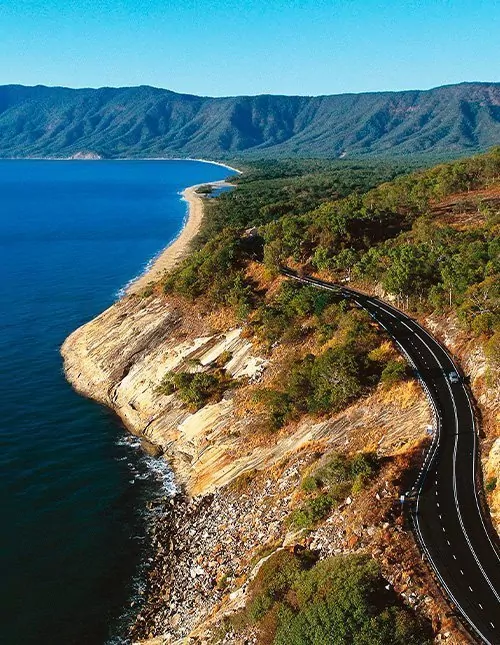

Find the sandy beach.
[{"left": 127, "top": 179, "right": 233, "bottom": 295}]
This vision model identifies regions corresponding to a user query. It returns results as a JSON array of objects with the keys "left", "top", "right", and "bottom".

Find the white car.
[{"left": 448, "top": 371, "right": 460, "bottom": 384}]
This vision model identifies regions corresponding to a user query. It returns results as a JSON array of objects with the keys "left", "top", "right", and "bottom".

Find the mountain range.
[{"left": 1, "top": 82, "right": 500, "bottom": 159}]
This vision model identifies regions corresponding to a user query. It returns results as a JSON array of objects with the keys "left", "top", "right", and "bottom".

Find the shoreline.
[
  {"left": 11, "top": 156, "right": 242, "bottom": 297},
  {"left": 126, "top": 178, "right": 235, "bottom": 295},
  {"left": 2, "top": 156, "right": 243, "bottom": 175}
]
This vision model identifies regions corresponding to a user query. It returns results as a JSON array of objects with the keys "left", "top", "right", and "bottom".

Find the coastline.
[
  {"left": 126, "top": 178, "right": 234, "bottom": 295},
  {"left": 3, "top": 156, "right": 243, "bottom": 176}
]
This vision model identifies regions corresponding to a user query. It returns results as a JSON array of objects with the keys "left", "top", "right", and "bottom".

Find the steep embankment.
[
  {"left": 61, "top": 291, "right": 431, "bottom": 497},
  {"left": 63, "top": 288, "right": 460, "bottom": 642},
  {"left": 2, "top": 82, "right": 500, "bottom": 159}
]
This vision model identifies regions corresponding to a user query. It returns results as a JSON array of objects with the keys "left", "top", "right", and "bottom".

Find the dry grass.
[
  {"left": 377, "top": 380, "right": 422, "bottom": 409},
  {"left": 431, "top": 184, "right": 500, "bottom": 230}
]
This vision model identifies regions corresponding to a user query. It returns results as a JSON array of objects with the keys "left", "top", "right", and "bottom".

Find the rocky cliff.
[
  {"left": 62, "top": 291, "right": 432, "bottom": 498},
  {"left": 61, "top": 288, "right": 475, "bottom": 643}
]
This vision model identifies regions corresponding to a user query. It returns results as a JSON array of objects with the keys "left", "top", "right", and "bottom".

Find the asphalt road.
[{"left": 283, "top": 270, "right": 500, "bottom": 644}]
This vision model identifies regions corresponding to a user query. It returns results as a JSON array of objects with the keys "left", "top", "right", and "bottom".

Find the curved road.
[{"left": 283, "top": 270, "right": 500, "bottom": 644}]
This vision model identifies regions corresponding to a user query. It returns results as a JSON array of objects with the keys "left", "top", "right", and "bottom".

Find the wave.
[{"left": 115, "top": 433, "right": 177, "bottom": 495}]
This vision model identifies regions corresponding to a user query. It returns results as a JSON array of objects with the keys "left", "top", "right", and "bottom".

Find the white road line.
[
  {"left": 397, "top": 311, "right": 500, "bottom": 562},
  {"left": 393, "top": 313, "right": 500, "bottom": 596},
  {"left": 412, "top": 513, "right": 494, "bottom": 645},
  {"left": 286, "top": 274, "right": 500, "bottom": 642}
]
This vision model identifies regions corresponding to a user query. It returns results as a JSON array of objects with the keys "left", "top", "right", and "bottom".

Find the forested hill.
[{"left": 1, "top": 82, "right": 500, "bottom": 159}]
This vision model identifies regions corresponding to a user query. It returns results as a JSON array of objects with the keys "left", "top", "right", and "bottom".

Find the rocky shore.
[
  {"left": 129, "top": 445, "right": 465, "bottom": 644},
  {"left": 62, "top": 287, "right": 463, "bottom": 642}
]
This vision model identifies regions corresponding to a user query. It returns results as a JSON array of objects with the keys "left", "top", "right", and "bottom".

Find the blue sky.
[{"left": 1, "top": 0, "right": 499, "bottom": 96}]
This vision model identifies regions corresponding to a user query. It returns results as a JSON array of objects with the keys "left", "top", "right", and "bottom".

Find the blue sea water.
[{"left": 0, "top": 160, "right": 235, "bottom": 645}]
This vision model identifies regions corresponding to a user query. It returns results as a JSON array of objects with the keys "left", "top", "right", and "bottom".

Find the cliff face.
[
  {"left": 63, "top": 292, "right": 483, "bottom": 643},
  {"left": 61, "top": 293, "right": 268, "bottom": 494},
  {"left": 61, "top": 292, "right": 432, "bottom": 498}
]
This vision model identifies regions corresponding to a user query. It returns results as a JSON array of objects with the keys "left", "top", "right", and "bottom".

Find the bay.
[{"left": 0, "top": 159, "right": 234, "bottom": 644}]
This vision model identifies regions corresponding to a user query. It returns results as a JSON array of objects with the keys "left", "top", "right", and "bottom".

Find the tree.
[
  {"left": 383, "top": 244, "right": 435, "bottom": 301},
  {"left": 459, "top": 276, "right": 500, "bottom": 332},
  {"left": 484, "top": 331, "right": 500, "bottom": 385},
  {"left": 334, "top": 248, "right": 359, "bottom": 279}
]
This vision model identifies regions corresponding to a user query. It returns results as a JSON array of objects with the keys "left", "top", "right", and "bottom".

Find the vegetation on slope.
[
  {"left": 248, "top": 281, "right": 397, "bottom": 430},
  {"left": 149, "top": 154, "right": 492, "bottom": 643},
  {"left": 157, "top": 366, "right": 236, "bottom": 411},
  {"left": 161, "top": 149, "right": 500, "bottom": 388},
  {"left": 2, "top": 82, "right": 500, "bottom": 159},
  {"left": 289, "top": 452, "right": 379, "bottom": 529},
  {"left": 164, "top": 157, "right": 422, "bottom": 309},
  {"left": 157, "top": 149, "right": 500, "bottom": 448},
  {"left": 260, "top": 148, "right": 500, "bottom": 371},
  {"left": 225, "top": 551, "right": 431, "bottom": 644}
]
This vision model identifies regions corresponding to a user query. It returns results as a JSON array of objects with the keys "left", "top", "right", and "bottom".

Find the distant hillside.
[{"left": 1, "top": 82, "right": 500, "bottom": 159}]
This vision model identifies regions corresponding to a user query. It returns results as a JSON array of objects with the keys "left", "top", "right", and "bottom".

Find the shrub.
[
  {"left": 273, "top": 554, "right": 432, "bottom": 645},
  {"left": 247, "top": 549, "right": 316, "bottom": 622},
  {"left": 298, "top": 452, "right": 379, "bottom": 507},
  {"left": 236, "top": 551, "right": 432, "bottom": 645},
  {"left": 252, "top": 389, "right": 294, "bottom": 431},
  {"left": 306, "top": 452, "right": 378, "bottom": 489},
  {"left": 300, "top": 475, "right": 319, "bottom": 493},
  {"left": 228, "top": 468, "right": 258, "bottom": 493},
  {"left": 288, "top": 493, "right": 335, "bottom": 529},
  {"left": 157, "top": 369, "right": 235, "bottom": 410},
  {"left": 214, "top": 350, "right": 233, "bottom": 368},
  {"left": 486, "top": 477, "right": 497, "bottom": 493},
  {"left": 380, "top": 359, "right": 408, "bottom": 386}
]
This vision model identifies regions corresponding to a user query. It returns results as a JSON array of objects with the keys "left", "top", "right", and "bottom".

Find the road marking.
[
  {"left": 286, "top": 274, "right": 500, "bottom": 644},
  {"left": 469, "top": 586, "right": 474, "bottom": 592},
  {"left": 398, "top": 314, "right": 500, "bottom": 599},
  {"left": 412, "top": 322, "right": 500, "bottom": 563},
  {"left": 461, "top": 570, "right": 464, "bottom": 575},
  {"left": 453, "top": 554, "right": 457, "bottom": 560},
  {"left": 479, "top": 603, "right": 483, "bottom": 610}
]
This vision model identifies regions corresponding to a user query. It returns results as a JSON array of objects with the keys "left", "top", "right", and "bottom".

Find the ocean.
[{"left": 0, "top": 159, "right": 235, "bottom": 644}]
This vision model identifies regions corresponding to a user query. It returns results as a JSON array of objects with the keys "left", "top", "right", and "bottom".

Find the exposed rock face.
[
  {"left": 61, "top": 292, "right": 453, "bottom": 642},
  {"left": 69, "top": 151, "right": 102, "bottom": 160},
  {"left": 61, "top": 294, "right": 268, "bottom": 494},
  {"left": 62, "top": 293, "right": 431, "bottom": 497}
]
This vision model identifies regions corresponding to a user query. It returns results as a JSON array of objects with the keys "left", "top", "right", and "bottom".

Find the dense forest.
[
  {"left": 163, "top": 149, "right": 500, "bottom": 390},
  {"left": 2, "top": 82, "right": 500, "bottom": 159}
]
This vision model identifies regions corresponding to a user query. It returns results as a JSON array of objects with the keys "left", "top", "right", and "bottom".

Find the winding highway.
[{"left": 282, "top": 269, "right": 500, "bottom": 644}]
